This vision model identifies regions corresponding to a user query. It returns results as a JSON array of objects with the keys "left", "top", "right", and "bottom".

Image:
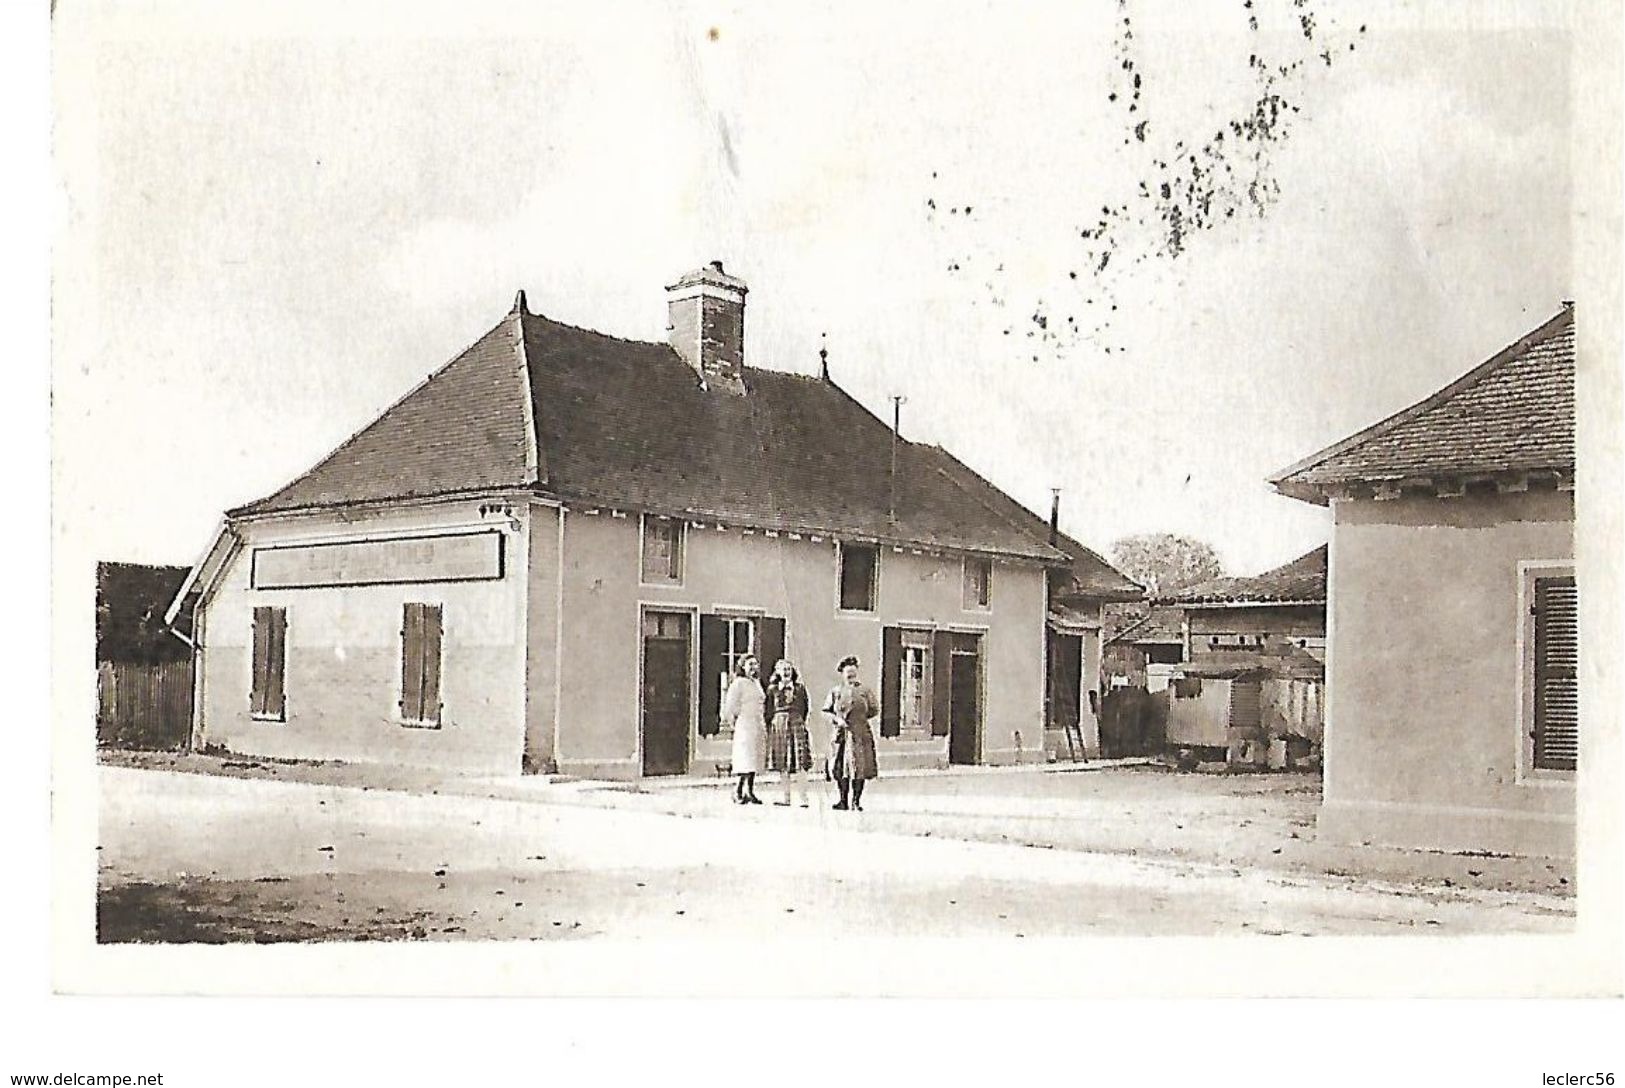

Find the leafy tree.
[
  {"left": 925, "top": 0, "right": 1366, "bottom": 358},
  {"left": 1109, "top": 533, "right": 1224, "bottom": 597}
]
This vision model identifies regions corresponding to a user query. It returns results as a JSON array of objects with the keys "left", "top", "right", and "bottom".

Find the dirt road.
[{"left": 97, "top": 765, "right": 1574, "bottom": 942}]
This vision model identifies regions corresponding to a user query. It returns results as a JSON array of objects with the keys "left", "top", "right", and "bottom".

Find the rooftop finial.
[
  {"left": 818, "top": 332, "right": 829, "bottom": 380},
  {"left": 512, "top": 289, "right": 528, "bottom": 315}
]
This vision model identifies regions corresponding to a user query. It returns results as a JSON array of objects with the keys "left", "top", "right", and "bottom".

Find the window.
[
  {"left": 1529, "top": 573, "right": 1578, "bottom": 773},
  {"left": 719, "top": 617, "right": 756, "bottom": 714},
  {"left": 250, "top": 606, "right": 287, "bottom": 720},
  {"left": 698, "top": 614, "right": 783, "bottom": 737},
  {"left": 838, "top": 543, "right": 878, "bottom": 612},
  {"left": 400, "top": 602, "right": 444, "bottom": 727},
  {"left": 698, "top": 616, "right": 756, "bottom": 737},
  {"left": 962, "top": 557, "right": 992, "bottom": 610},
  {"left": 900, "top": 636, "right": 933, "bottom": 734},
  {"left": 882, "top": 626, "right": 941, "bottom": 738},
  {"left": 640, "top": 516, "right": 684, "bottom": 584}
]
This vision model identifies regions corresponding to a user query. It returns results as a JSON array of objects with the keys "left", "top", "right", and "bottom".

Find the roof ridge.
[
  {"left": 923, "top": 443, "right": 1126, "bottom": 574},
  {"left": 920, "top": 444, "right": 1054, "bottom": 543},
  {"left": 1268, "top": 303, "right": 1574, "bottom": 490},
  {"left": 512, "top": 303, "right": 543, "bottom": 486},
  {"left": 229, "top": 313, "right": 520, "bottom": 515},
  {"left": 1162, "top": 543, "right": 1328, "bottom": 604}
]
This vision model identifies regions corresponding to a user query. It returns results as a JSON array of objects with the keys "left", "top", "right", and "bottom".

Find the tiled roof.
[
  {"left": 236, "top": 313, "right": 535, "bottom": 513},
  {"left": 235, "top": 297, "right": 1105, "bottom": 564},
  {"left": 1164, "top": 545, "right": 1327, "bottom": 606},
  {"left": 920, "top": 448, "right": 1142, "bottom": 599},
  {"left": 1271, "top": 305, "right": 1574, "bottom": 504},
  {"left": 1103, "top": 602, "right": 1185, "bottom": 644},
  {"left": 1180, "top": 647, "right": 1324, "bottom": 681}
]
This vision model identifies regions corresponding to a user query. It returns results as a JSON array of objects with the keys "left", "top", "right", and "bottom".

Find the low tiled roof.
[
  {"left": 236, "top": 313, "right": 536, "bottom": 512},
  {"left": 1103, "top": 602, "right": 1185, "bottom": 644},
  {"left": 1180, "top": 647, "right": 1324, "bottom": 682},
  {"left": 1163, "top": 545, "right": 1327, "bottom": 606},
  {"left": 234, "top": 296, "right": 1101, "bottom": 563},
  {"left": 1271, "top": 305, "right": 1574, "bottom": 505}
]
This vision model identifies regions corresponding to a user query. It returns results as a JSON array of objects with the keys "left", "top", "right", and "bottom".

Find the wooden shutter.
[
  {"left": 421, "top": 605, "right": 443, "bottom": 725},
  {"left": 1229, "top": 679, "right": 1261, "bottom": 730},
  {"left": 1533, "top": 576, "right": 1578, "bottom": 771},
  {"left": 930, "top": 629, "right": 953, "bottom": 736},
  {"left": 698, "top": 615, "right": 726, "bottom": 735},
  {"left": 757, "top": 616, "right": 786, "bottom": 679},
  {"left": 401, "top": 603, "right": 424, "bottom": 721},
  {"left": 266, "top": 608, "right": 287, "bottom": 720},
  {"left": 1043, "top": 630, "right": 1057, "bottom": 728},
  {"left": 250, "top": 606, "right": 268, "bottom": 716},
  {"left": 880, "top": 626, "right": 902, "bottom": 737}
]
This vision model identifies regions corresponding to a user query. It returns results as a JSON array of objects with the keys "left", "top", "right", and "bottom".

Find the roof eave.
[
  {"left": 1169, "top": 597, "right": 1326, "bottom": 608},
  {"left": 1266, "top": 304, "right": 1575, "bottom": 501},
  {"left": 1269, "top": 478, "right": 1332, "bottom": 507}
]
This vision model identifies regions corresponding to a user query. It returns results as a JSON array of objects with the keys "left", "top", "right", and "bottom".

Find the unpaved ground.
[
  {"left": 97, "top": 762, "right": 1575, "bottom": 942},
  {"left": 102, "top": 749, "right": 1575, "bottom": 899}
]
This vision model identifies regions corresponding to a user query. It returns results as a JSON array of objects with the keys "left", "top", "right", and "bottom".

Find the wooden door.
[
  {"left": 948, "top": 633, "right": 982, "bottom": 765},
  {"left": 1047, "top": 631, "right": 1082, "bottom": 732},
  {"left": 641, "top": 611, "right": 692, "bottom": 776}
]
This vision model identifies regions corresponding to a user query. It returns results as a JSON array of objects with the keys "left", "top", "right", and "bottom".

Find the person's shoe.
[
  {"left": 832, "top": 801, "right": 849, "bottom": 810},
  {"left": 747, "top": 795, "right": 763, "bottom": 805},
  {"left": 773, "top": 800, "right": 791, "bottom": 807}
]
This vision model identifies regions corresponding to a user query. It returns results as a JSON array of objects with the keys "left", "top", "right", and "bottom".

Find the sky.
[{"left": 53, "top": 0, "right": 1575, "bottom": 577}]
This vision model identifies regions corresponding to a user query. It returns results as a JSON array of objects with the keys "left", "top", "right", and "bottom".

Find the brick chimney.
[{"left": 666, "top": 260, "right": 748, "bottom": 393}]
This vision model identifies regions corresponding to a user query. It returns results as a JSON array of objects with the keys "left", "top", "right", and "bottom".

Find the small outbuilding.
[{"left": 1271, "top": 304, "right": 1576, "bottom": 856}]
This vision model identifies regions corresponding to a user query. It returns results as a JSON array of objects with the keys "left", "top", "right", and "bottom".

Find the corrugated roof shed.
[{"left": 1271, "top": 305, "right": 1574, "bottom": 504}]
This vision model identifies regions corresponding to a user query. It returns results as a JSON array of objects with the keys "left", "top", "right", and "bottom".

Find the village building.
[
  {"left": 1156, "top": 547, "right": 1328, "bottom": 768},
  {"left": 1271, "top": 304, "right": 1576, "bottom": 856},
  {"left": 1164, "top": 545, "right": 1327, "bottom": 663},
  {"left": 1101, "top": 603, "right": 1184, "bottom": 687},
  {"left": 167, "top": 262, "right": 1137, "bottom": 778}
]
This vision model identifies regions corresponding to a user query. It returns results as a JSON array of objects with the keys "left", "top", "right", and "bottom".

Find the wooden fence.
[
  {"left": 1098, "top": 686, "right": 1168, "bottom": 758},
  {"left": 97, "top": 659, "right": 193, "bottom": 750}
]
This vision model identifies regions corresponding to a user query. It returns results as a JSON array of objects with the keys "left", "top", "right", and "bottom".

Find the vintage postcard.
[{"left": 45, "top": 0, "right": 1622, "bottom": 1012}]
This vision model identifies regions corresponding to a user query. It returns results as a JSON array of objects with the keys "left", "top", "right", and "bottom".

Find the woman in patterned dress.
[
  {"left": 765, "top": 659, "right": 812, "bottom": 807},
  {"left": 723, "top": 655, "right": 767, "bottom": 804},
  {"left": 823, "top": 655, "right": 879, "bottom": 811}
]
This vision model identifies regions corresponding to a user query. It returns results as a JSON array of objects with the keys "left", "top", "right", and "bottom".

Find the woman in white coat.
[{"left": 723, "top": 654, "right": 768, "bottom": 804}]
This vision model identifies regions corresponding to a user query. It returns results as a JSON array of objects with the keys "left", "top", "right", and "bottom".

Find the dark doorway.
[
  {"left": 948, "top": 633, "right": 982, "bottom": 765},
  {"left": 641, "top": 610, "right": 692, "bottom": 776},
  {"left": 1047, "top": 630, "right": 1082, "bottom": 733}
]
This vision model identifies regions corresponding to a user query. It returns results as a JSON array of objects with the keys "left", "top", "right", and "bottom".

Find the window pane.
[
  {"left": 963, "top": 558, "right": 991, "bottom": 608},
  {"left": 840, "top": 545, "right": 876, "bottom": 611},
  {"left": 642, "top": 517, "right": 682, "bottom": 582},
  {"left": 717, "top": 617, "right": 757, "bottom": 730}
]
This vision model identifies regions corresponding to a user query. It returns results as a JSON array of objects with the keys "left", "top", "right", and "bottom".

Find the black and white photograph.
[{"left": 12, "top": 0, "right": 1625, "bottom": 1079}]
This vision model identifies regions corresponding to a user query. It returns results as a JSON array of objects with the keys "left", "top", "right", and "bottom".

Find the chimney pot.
[{"left": 666, "top": 262, "right": 748, "bottom": 394}]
